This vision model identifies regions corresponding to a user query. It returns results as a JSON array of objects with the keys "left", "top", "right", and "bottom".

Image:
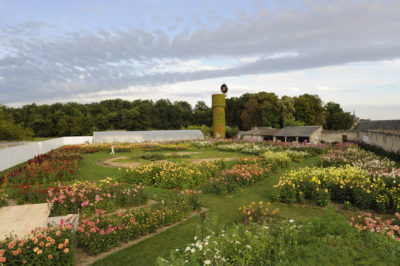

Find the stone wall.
[
  {"left": 310, "top": 127, "right": 323, "bottom": 144},
  {"left": 321, "top": 130, "right": 358, "bottom": 144},
  {"left": 242, "top": 135, "right": 263, "bottom": 142},
  {"left": 358, "top": 131, "right": 400, "bottom": 152}
]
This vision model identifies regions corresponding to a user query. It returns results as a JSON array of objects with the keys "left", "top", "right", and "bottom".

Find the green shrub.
[
  {"left": 141, "top": 152, "right": 167, "bottom": 161},
  {"left": 225, "top": 126, "right": 239, "bottom": 138}
]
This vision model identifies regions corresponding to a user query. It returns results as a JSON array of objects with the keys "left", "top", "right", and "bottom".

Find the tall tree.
[
  {"left": 278, "top": 96, "right": 296, "bottom": 127},
  {"left": 0, "top": 105, "right": 33, "bottom": 140},
  {"left": 324, "top": 102, "right": 354, "bottom": 130},
  {"left": 257, "top": 92, "right": 281, "bottom": 128},
  {"left": 240, "top": 98, "right": 261, "bottom": 130},
  {"left": 193, "top": 101, "right": 212, "bottom": 126},
  {"left": 294, "top": 94, "right": 325, "bottom": 125},
  {"left": 174, "top": 101, "right": 193, "bottom": 128}
]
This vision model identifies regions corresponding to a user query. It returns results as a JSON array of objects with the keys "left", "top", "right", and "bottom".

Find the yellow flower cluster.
[
  {"left": 121, "top": 160, "right": 224, "bottom": 189},
  {"left": 274, "top": 165, "right": 400, "bottom": 211},
  {"left": 239, "top": 201, "right": 279, "bottom": 224}
]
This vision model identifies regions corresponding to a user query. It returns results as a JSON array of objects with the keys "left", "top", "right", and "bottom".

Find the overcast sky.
[{"left": 0, "top": 0, "right": 399, "bottom": 119}]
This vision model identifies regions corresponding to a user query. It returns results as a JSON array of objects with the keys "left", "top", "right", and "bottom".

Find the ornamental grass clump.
[{"left": 0, "top": 219, "right": 74, "bottom": 265}]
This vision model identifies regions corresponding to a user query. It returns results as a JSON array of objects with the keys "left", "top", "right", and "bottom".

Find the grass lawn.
[{"left": 78, "top": 151, "right": 125, "bottom": 181}]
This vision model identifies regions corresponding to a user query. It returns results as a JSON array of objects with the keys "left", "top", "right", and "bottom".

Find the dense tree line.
[
  {"left": 226, "top": 92, "right": 354, "bottom": 131},
  {"left": 0, "top": 92, "right": 354, "bottom": 140}
]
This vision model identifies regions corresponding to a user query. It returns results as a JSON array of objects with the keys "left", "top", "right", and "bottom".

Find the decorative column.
[{"left": 212, "top": 94, "right": 226, "bottom": 138}]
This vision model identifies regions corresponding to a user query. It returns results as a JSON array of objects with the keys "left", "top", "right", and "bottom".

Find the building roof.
[
  {"left": 240, "top": 127, "right": 279, "bottom": 136},
  {"left": 354, "top": 120, "right": 400, "bottom": 131},
  {"left": 274, "top": 126, "right": 322, "bottom": 137}
]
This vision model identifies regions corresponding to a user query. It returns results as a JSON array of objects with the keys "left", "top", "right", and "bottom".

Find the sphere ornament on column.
[{"left": 220, "top": 83, "right": 228, "bottom": 94}]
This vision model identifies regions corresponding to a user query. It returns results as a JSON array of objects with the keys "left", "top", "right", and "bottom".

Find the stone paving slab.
[
  {"left": 0, "top": 203, "right": 50, "bottom": 240},
  {"left": 46, "top": 214, "right": 79, "bottom": 230}
]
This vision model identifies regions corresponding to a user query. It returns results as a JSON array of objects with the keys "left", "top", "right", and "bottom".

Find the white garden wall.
[
  {"left": 93, "top": 130, "right": 203, "bottom": 143},
  {"left": 0, "top": 136, "right": 93, "bottom": 172}
]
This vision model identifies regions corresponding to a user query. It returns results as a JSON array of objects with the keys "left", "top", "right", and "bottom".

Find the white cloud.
[{"left": 0, "top": 0, "right": 399, "bottom": 121}]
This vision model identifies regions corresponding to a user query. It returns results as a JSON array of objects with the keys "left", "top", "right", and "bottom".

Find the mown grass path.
[{"left": 92, "top": 156, "right": 325, "bottom": 266}]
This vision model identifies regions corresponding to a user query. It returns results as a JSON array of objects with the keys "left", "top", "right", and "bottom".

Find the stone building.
[
  {"left": 273, "top": 126, "right": 322, "bottom": 144},
  {"left": 238, "top": 127, "right": 279, "bottom": 141}
]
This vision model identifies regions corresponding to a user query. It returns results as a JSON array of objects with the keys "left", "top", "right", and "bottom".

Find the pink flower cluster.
[
  {"left": 350, "top": 212, "right": 400, "bottom": 241},
  {"left": 46, "top": 180, "right": 146, "bottom": 216},
  {"left": 207, "top": 163, "right": 267, "bottom": 195},
  {"left": 321, "top": 144, "right": 400, "bottom": 181}
]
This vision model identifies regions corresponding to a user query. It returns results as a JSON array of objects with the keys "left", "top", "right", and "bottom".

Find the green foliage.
[
  {"left": 1, "top": 92, "right": 352, "bottom": 137},
  {"left": 193, "top": 101, "right": 212, "bottom": 127},
  {"left": 294, "top": 94, "right": 326, "bottom": 125},
  {"left": 141, "top": 152, "right": 167, "bottom": 161},
  {"left": 324, "top": 102, "right": 354, "bottom": 130},
  {"left": 240, "top": 98, "right": 260, "bottom": 130},
  {"left": 187, "top": 124, "right": 212, "bottom": 137},
  {"left": 225, "top": 126, "right": 239, "bottom": 138},
  {"left": 283, "top": 117, "right": 305, "bottom": 127},
  {"left": 0, "top": 105, "right": 33, "bottom": 140}
]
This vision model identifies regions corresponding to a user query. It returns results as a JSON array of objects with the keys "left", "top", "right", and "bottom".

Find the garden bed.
[{"left": 75, "top": 207, "right": 207, "bottom": 266}]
